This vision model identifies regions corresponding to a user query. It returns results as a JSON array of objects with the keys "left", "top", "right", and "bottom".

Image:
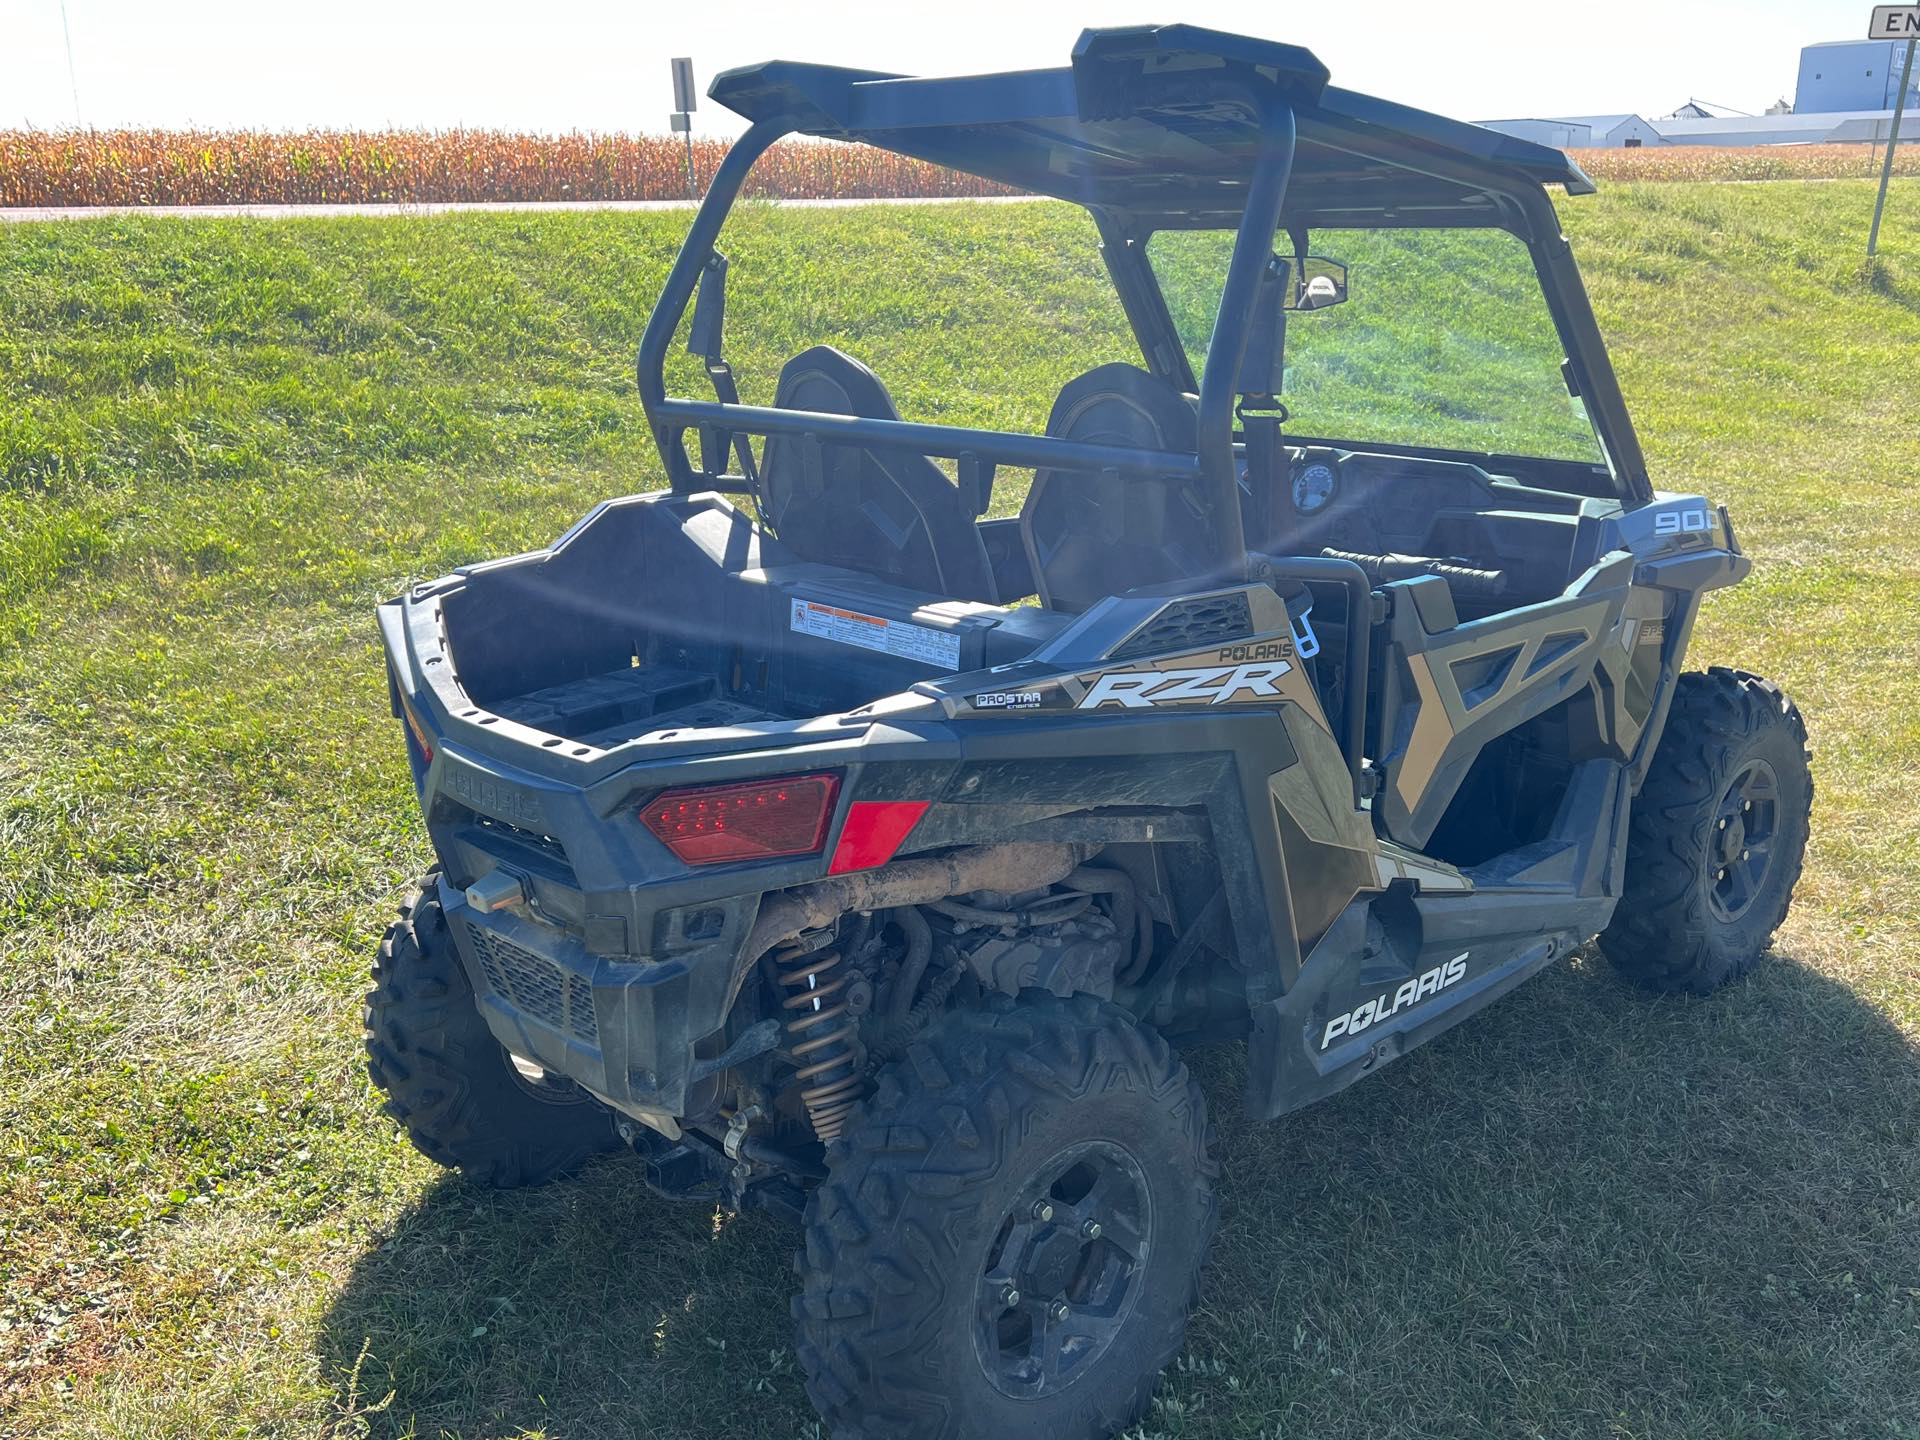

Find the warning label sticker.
[{"left": 789, "top": 598, "right": 962, "bottom": 671}]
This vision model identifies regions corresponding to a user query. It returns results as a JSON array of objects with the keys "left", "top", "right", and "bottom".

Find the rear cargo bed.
[
  {"left": 490, "top": 664, "right": 785, "bottom": 748},
  {"left": 433, "top": 493, "right": 1070, "bottom": 749}
]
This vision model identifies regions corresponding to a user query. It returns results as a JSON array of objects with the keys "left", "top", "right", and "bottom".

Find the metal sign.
[
  {"left": 669, "top": 58, "right": 699, "bottom": 201},
  {"left": 1870, "top": 6, "right": 1920, "bottom": 37},
  {"left": 1867, "top": 12, "right": 1918, "bottom": 254}
]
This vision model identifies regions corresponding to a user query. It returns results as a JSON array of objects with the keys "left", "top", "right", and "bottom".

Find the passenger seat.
[
  {"left": 1019, "top": 364, "right": 1222, "bottom": 612},
  {"left": 758, "top": 346, "right": 997, "bottom": 602}
]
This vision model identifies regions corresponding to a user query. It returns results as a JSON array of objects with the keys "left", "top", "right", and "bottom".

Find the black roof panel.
[{"left": 707, "top": 24, "right": 1594, "bottom": 220}]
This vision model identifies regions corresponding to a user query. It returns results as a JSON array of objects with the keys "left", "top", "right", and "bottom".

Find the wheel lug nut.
[
  {"left": 1080, "top": 1220, "right": 1102, "bottom": 1240},
  {"left": 1049, "top": 1300, "right": 1069, "bottom": 1322},
  {"left": 1741, "top": 849, "right": 1750, "bottom": 860},
  {"left": 1743, "top": 800, "right": 1752, "bottom": 812},
  {"left": 1000, "top": 1285, "right": 1020, "bottom": 1309},
  {"left": 1718, "top": 818, "right": 1728, "bottom": 829},
  {"left": 1031, "top": 1200, "right": 1055, "bottom": 1223}
]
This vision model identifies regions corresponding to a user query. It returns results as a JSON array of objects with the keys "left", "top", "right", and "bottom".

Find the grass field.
[{"left": 2, "top": 180, "right": 1918, "bottom": 1439}]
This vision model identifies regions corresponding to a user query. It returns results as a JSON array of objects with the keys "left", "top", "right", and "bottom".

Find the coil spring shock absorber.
[{"left": 774, "top": 936, "right": 863, "bottom": 1143}]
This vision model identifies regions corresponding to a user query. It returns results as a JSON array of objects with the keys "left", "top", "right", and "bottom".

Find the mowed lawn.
[{"left": 2, "top": 182, "right": 1918, "bottom": 1440}]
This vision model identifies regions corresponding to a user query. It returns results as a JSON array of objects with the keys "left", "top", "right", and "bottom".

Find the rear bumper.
[
  {"left": 411, "top": 737, "right": 773, "bottom": 1118},
  {"left": 392, "top": 679, "right": 958, "bottom": 1118},
  {"left": 439, "top": 876, "right": 744, "bottom": 1115},
  {"left": 383, "top": 565, "right": 952, "bottom": 1116},
  {"left": 409, "top": 720, "right": 963, "bottom": 1114}
]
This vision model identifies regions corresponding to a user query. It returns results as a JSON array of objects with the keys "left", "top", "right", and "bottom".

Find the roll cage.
[{"left": 634, "top": 23, "right": 1653, "bottom": 591}]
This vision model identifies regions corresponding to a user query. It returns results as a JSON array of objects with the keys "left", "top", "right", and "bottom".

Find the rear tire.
[
  {"left": 1601, "top": 668, "right": 1812, "bottom": 993},
  {"left": 793, "top": 991, "right": 1216, "bottom": 1440},
  {"left": 364, "top": 873, "right": 617, "bottom": 1187}
]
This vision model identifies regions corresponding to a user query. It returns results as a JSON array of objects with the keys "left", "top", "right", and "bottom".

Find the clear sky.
[{"left": 0, "top": 0, "right": 1886, "bottom": 135}]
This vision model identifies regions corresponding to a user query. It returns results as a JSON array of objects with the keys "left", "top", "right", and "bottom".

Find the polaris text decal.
[
  {"left": 449, "top": 768, "right": 547, "bottom": 829},
  {"left": 1078, "top": 659, "right": 1293, "bottom": 710},
  {"left": 1320, "top": 951, "right": 1469, "bottom": 1050}
]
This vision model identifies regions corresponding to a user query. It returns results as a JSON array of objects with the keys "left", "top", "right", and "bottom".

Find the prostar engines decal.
[
  {"left": 1079, "top": 657, "right": 1294, "bottom": 710},
  {"left": 971, "top": 689, "right": 1044, "bottom": 710},
  {"left": 1320, "top": 951, "right": 1469, "bottom": 1050}
]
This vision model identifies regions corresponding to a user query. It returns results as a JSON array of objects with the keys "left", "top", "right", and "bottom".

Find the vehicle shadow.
[
  {"left": 318, "top": 942, "right": 1920, "bottom": 1440},
  {"left": 317, "top": 1157, "right": 809, "bottom": 1440}
]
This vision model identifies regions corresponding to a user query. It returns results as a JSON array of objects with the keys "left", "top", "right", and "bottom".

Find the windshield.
[{"left": 1148, "top": 226, "right": 1605, "bottom": 464}]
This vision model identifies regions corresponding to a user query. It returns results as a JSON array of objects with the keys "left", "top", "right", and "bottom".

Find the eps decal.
[
  {"left": 1079, "top": 660, "right": 1293, "bottom": 711},
  {"left": 1320, "top": 951, "right": 1468, "bottom": 1050}
]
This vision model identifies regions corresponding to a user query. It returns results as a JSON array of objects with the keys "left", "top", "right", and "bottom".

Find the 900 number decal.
[{"left": 1652, "top": 506, "right": 1711, "bottom": 537}]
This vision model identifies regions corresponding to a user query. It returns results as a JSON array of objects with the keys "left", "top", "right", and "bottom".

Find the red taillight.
[
  {"left": 641, "top": 773, "right": 840, "bottom": 866},
  {"left": 399, "top": 695, "right": 434, "bottom": 765}
]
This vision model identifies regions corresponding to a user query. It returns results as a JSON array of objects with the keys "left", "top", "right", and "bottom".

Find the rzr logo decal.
[
  {"left": 1078, "top": 660, "right": 1293, "bottom": 711},
  {"left": 1320, "top": 951, "right": 1468, "bottom": 1050}
]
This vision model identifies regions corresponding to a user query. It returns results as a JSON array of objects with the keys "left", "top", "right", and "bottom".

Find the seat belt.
[
  {"left": 687, "top": 252, "right": 761, "bottom": 497},
  {"left": 702, "top": 356, "right": 761, "bottom": 494},
  {"left": 1235, "top": 254, "right": 1290, "bottom": 553}
]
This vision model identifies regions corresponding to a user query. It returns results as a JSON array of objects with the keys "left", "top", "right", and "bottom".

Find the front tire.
[
  {"left": 364, "top": 873, "right": 618, "bottom": 1187},
  {"left": 793, "top": 992, "right": 1217, "bottom": 1440},
  {"left": 1601, "top": 668, "right": 1812, "bottom": 993}
]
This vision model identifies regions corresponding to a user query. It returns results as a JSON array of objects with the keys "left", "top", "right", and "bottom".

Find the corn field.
[
  {"left": 0, "top": 130, "right": 1014, "bottom": 206},
  {"left": 1, "top": 130, "right": 1916, "bottom": 207},
  {"left": 1575, "top": 142, "right": 1920, "bottom": 183}
]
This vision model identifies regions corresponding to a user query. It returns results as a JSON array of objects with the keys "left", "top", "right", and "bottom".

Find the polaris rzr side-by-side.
[{"left": 365, "top": 26, "right": 1811, "bottom": 1440}]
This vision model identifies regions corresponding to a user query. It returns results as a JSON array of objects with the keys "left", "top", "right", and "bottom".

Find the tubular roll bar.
[
  {"left": 658, "top": 398, "right": 1203, "bottom": 479},
  {"left": 1193, "top": 98, "right": 1296, "bottom": 582},
  {"left": 635, "top": 99, "right": 1306, "bottom": 580},
  {"left": 636, "top": 117, "right": 786, "bottom": 478}
]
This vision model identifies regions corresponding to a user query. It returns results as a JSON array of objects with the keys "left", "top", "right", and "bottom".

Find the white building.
[
  {"left": 1653, "top": 109, "right": 1917, "bottom": 145},
  {"left": 1795, "top": 38, "right": 1920, "bottom": 113},
  {"left": 1476, "top": 113, "right": 1665, "bottom": 148},
  {"left": 1476, "top": 36, "right": 1919, "bottom": 148}
]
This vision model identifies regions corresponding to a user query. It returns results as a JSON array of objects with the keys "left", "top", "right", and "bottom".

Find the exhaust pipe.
[{"left": 740, "top": 841, "right": 1094, "bottom": 972}]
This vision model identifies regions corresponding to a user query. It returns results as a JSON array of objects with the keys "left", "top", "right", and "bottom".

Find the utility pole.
[
  {"left": 670, "top": 57, "right": 699, "bottom": 201},
  {"left": 59, "top": 0, "right": 82, "bottom": 126},
  {"left": 1867, "top": 8, "right": 1919, "bottom": 256}
]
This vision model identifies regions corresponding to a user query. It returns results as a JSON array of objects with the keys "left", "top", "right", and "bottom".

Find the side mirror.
[{"left": 1286, "top": 257, "right": 1348, "bottom": 312}]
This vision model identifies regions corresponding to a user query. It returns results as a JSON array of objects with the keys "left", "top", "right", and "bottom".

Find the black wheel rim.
[
  {"left": 501, "top": 1047, "right": 590, "bottom": 1106},
  {"left": 1708, "top": 758, "right": 1780, "bottom": 923},
  {"left": 972, "top": 1140, "right": 1152, "bottom": 1400}
]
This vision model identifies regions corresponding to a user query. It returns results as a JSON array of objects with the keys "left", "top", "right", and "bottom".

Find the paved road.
[{"left": 0, "top": 194, "right": 1044, "bottom": 223}]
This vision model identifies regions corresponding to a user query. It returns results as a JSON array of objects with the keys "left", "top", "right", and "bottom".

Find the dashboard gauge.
[{"left": 1291, "top": 460, "right": 1338, "bottom": 515}]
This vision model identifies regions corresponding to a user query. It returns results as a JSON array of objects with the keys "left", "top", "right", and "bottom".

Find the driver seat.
[
  {"left": 758, "top": 346, "right": 997, "bottom": 602},
  {"left": 1019, "top": 364, "right": 1221, "bottom": 612}
]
